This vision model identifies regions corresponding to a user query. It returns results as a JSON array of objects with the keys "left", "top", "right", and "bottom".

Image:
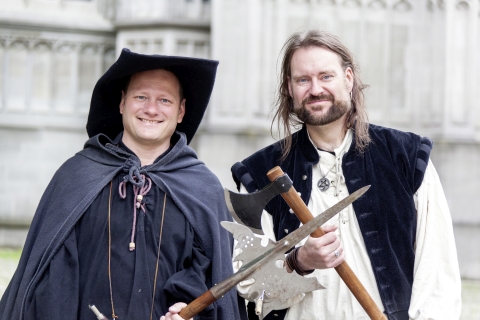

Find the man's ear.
[
  {"left": 177, "top": 99, "right": 186, "bottom": 123},
  {"left": 345, "top": 67, "right": 354, "bottom": 92},
  {"left": 119, "top": 90, "right": 125, "bottom": 114}
]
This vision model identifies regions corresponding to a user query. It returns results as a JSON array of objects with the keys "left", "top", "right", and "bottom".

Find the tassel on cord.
[{"left": 119, "top": 174, "right": 152, "bottom": 251}]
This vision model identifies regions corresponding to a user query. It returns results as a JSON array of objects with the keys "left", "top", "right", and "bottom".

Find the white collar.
[{"left": 307, "top": 128, "right": 353, "bottom": 156}]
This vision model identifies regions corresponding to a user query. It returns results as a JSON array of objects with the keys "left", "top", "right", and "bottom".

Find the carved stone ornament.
[
  {"left": 368, "top": 0, "right": 387, "bottom": 9},
  {"left": 393, "top": 0, "right": 412, "bottom": 11},
  {"left": 456, "top": 0, "right": 470, "bottom": 10},
  {"left": 343, "top": 0, "right": 362, "bottom": 7}
]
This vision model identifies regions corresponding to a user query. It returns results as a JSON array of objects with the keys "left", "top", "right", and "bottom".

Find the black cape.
[{"left": 0, "top": 131, "right": 245, "bottom": 320}]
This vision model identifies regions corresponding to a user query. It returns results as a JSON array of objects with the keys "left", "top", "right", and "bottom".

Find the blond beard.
[{"left": 294, "top": 97, "right": 350, "bottom": 126}]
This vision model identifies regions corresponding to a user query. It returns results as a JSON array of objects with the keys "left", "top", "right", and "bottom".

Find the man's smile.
[{"left": 139, "top": 118, "right": 162, "bottom": 124}]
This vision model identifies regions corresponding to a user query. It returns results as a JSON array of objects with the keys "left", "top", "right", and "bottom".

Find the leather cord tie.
[{"left": 119, "top": 172, "right": 152, "bottom": 251}]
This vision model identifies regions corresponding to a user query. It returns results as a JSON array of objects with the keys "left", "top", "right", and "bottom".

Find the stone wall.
[
  {"left": 0, "top": 0, "right": 115, "bottom": 246},
  {"left": 0, "top": 0, "right": 479, "bottom": 280},
  {"left": 0, "top": 127, "right": 87, "bottom": 246},
  {"left": 432, "top": 141, "right": 480, "bottom": 280},
  {"left": 204, "top": 0, "right": 480, "bottom": 279}
]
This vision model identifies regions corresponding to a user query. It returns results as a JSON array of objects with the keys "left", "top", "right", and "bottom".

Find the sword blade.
[
  {"left": 213, "top": 185, "right": 370, "bottom": 297},
  {"left": 282, "top": 185, "right": 370, "bottom": 249},
  {"left": 179, "top": 185, "right": 370, "bottom": 319}
]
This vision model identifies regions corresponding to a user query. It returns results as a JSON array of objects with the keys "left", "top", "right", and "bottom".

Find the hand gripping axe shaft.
[
  {"left": 262, "top": 166, "right": 386, "bottom": 320},
  {"left": 178, "top": 167, "right": 384, "bottom": 319},
  {"left": 222, "top": 166, "right": 386, "bottom": 319}
]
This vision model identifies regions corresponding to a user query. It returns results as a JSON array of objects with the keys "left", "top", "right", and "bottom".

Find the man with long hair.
[{"left": 232, "top": 30, "right": 461, "bottom": 319}]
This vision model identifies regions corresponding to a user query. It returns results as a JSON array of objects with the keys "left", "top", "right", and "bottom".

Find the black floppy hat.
[{"left": 86, "top": 48, "right": 219, "bottom": 144}]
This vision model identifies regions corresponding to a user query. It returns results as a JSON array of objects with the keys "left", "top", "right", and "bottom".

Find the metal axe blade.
[
  {"left": 178, "top": 185, "right": 371, "bottom": 320},
  {"left": 224, "top": 174, "right": 293, "bottom": 235}
]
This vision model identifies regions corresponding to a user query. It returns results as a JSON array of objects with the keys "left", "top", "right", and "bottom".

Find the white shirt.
[{"left": 237, "top": 129, "right": 462, "bottom": 319}]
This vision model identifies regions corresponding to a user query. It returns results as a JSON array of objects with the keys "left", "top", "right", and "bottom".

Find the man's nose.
[
  {"left": 310, "top": 79, "right": 324, "bottom": 96},
  {"left": 144, "top": 99, "right": 159, "bottom": 115}
]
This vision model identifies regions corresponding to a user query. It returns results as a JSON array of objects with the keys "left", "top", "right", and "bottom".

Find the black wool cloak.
[{"left": 0, "top": 131, "right": 243, "bottom": 320}]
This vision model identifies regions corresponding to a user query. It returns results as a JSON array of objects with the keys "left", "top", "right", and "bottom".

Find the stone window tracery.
[
  {"left": 0, "top": 33, "right": 114, "bottom": 128},
  {"left": 368, "top": 0, "right": 387, "bottom": 10},
  {"left": 456, "top": 0, "right": 470, "bottom": 10},
  {"left": 342, "top": 0, "right": 361, "bottom": 7},
  {"left": 6, "top": 41, "right": 29, "bottom": 112},
  {"left": 392, "top": 0, "right": 412, "bottom": 11}
]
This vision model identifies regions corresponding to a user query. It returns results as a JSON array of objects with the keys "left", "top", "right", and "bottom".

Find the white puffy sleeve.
[{"left": 409, "top": 160, "right": 462, "bottom": 319}]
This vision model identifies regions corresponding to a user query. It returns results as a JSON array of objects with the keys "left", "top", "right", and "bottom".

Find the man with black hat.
[{"left": 0, "top": 49, "right": 247, "bottom": 320}]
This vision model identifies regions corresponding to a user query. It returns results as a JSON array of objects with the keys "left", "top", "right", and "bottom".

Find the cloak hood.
[{"left": 86, "top": 49, "right": 219, "bottom": 144}]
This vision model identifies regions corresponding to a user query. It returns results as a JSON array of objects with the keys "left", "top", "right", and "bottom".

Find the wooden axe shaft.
[
  {"left": 178, "top": 290, "right": 216, "bottom": 319},
  {"left": 267, "top": 166, "right": 386, "bottom": 320}
]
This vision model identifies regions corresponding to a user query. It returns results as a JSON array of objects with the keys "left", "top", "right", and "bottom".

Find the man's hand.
[
  {"left": 160, "top": 302, "right": 192, "bottom": 320},
  {"left": 296, "top": 224, "right": 344, "bottom": 270}
]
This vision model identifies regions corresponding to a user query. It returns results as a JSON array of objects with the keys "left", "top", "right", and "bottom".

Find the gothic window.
[
  {"left": 6, "top": 41, "right": 28, "bottom": 111},
  {"left": 363, "top": 22, "right": 386, "bottom": 115},
  {"left": 388, "top": 25, "right": 408, "bottom": 111},
  {"left": 126, "top": 40, "right": 151, "bottom": 54},
  {"left": 368, "top": 0, "right": 387, "bottom": 9},
  {"left": 342, "top": 0, "right": 361, "bottom": 7},
  {"left": 153, "top": 40, "right": 163, "bottom": 54},
  {"left": 176, "top": 40, "right": 191, "bottom": 56},
  {"left": 139, "top": 40, "right": 149, "bottom": 54},
  {"left": 0, "top": 41, "right": 4, "bottom": 110},
  {"left": 78, "top": 46, "right": 98, "bottom": 114},
  {"left": 31, "top": 42, "right": 52, "bottom": 113},
  {"left": 450, "top": 0, "right": 469, "bottom": 123},
  {"left": 126, "top": 40, "right": 135, "bottom": 52},
  {"left": 455, "top": 0, "right": 469, "bottom": 10},
  {"left": 392, "top": 0, "right": 412, "bottom": 11},
  {"left": 194, "top": 41, "right": 209, "bottom": 58},
  {"left": 103, "top": 48, "right": 115, "bottom": 73},
  {"left": 52, "top": 44, "right": 75, "bottom": 114}
]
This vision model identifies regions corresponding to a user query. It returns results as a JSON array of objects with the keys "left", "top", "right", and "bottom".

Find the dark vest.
[{"left": 232, "top": 124, "right": 432, "bottom": 320}]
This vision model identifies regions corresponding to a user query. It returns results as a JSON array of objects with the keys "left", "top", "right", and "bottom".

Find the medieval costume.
[
  {"left": 0, "top": 49, "right": 247, "bottom": 320},
  {"left": 232, "top": 125, "right": 461, "bottom": 320}
]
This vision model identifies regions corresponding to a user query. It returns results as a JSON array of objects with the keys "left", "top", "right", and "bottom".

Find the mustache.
[{"left": 302, "top": 94, "right": 334, "bottom": 105}]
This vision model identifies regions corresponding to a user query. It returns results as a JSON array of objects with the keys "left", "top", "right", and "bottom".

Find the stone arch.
[
  {"left": 31, "top": 41, "right": 53, "bottom": 112},
  {"left": 456, "top": 0, "right": 470, "bottom": 10},
  {"left": 102, "top": 47, "right": 115, "bottom": 73},
  {"left": 6, "top": 40, "right": 29, "bottom": 111},
  {"left": 393, "top": 0, "right": 412, "bottom": 12},
  {"left": 78, "top": 44, "right": 99, "bottom": 112},
  {"left": 368, "top": 0, "right": 387, "bottom": 10}
]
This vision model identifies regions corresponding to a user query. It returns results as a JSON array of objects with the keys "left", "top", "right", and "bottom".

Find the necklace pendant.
[{"left": 317, "top": 177, "right": 330, "bottom": 192}]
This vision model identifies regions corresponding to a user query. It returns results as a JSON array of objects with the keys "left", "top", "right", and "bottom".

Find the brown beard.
[{"left": 294, "top": 94, "right": 350, "bottom": 126}]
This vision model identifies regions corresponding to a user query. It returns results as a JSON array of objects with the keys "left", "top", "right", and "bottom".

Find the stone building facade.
[{"left": 0, "top": 0, "right": 479, "bottom": 279}]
